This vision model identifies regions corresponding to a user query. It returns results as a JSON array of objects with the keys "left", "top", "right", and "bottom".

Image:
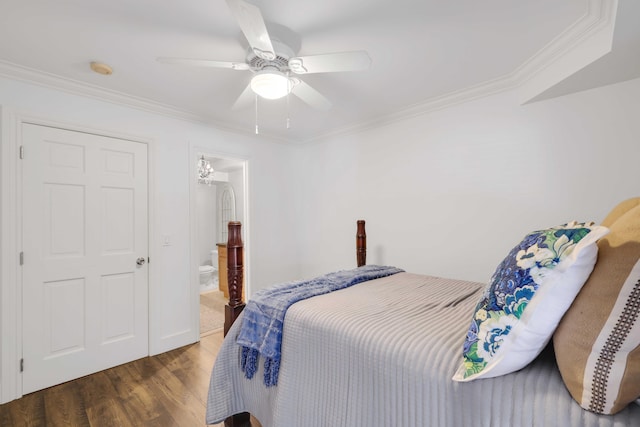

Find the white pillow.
[{"left": 452, "top": 221, "right": 609, "bottom": 382}]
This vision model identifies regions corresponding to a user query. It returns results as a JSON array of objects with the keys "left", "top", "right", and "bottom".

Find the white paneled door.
[{"left": 21, "top": 124, "right": 148, "bottom": 394}]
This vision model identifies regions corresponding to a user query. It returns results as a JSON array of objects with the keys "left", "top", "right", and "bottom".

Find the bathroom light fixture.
[
  {"left": 250, "top": 70, "right": 291, "bottom": 100},
  {"left": 198, "top": 155, "right": 215, "bottom": 185}
]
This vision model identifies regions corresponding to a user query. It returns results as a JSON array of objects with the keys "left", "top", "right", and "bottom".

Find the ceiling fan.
[{"left": 157, "top": 0, "right": 371, "bottom": 112}]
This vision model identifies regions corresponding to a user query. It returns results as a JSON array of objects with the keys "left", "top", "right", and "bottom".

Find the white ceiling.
[{"left": 0, "top": 0, "right": 632, "bottom": 143}]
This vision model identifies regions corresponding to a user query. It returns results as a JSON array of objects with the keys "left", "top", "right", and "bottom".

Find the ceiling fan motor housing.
[{"left": 246, "top": 39, "right": 294, "bottom": 73}]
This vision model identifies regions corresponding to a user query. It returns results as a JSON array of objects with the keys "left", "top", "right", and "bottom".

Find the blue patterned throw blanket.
[{"left": 236, "top": 265, "right": 404, "bottom": 387}]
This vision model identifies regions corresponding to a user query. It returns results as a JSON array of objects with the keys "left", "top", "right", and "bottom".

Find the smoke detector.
[{"left": 90, "top": 61, "right": 113, "bottom": 75}]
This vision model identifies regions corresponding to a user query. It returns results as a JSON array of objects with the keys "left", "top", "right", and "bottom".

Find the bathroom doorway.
[{"left": 192, "top": 153, "right": 248, "bottom": 337}]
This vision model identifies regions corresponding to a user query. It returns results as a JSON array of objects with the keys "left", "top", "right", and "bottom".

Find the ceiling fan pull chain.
[
  {"left": 286, "top": 88, "right": 291, "bottom": 129},
  {"left": 255, "top": 94, "right": 259, "bottom": 135}
]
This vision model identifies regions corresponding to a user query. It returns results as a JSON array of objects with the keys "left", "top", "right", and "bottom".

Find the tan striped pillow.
[{"left": 553, "top": 203, "right": 640, "bottom": 414}]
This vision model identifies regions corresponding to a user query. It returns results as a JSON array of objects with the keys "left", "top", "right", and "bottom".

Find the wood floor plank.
[
  {"left": 43, "top": 380, "right": 90, "bottom": 426},
  {"left": 166, "top": 340, "right": 217, "bottom": 375},
  {"left": 85, "top": 397, "right": 132, "bottom": 426},
  {"left": 77, "top": 372, "right": 133, "bottom": 426},
  {"left": 131, "top": 356, "right": 207, "bottom": 426},
  {"left": 0, "top": 391, "right": 46, "bottom": 427},
  {"left": 198, "top": 329, "right": 224, "bottom": 355},
  {"left": 105, "top": 359, "right": 176, "bottom": 424},
  {"left": 156, "top": 347, "right": 215, "bottom": 405}
]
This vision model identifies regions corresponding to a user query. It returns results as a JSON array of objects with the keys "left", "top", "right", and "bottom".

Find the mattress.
[{"left": 206, "top": 272, "right": 640, "bottom": 426}]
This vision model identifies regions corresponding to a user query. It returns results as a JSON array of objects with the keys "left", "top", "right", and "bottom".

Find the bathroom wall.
[
  {"left": 196, "top": 180, "right": 217, "bottom": 266},
  {"left": 228, "top": 168, "right": 245, "bottom": 234}
]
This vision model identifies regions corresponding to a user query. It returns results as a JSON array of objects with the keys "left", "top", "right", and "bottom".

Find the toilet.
[
  {"left": 198, "top": 265, "right": 216, "bottom": 292},
  {"left": 199, "top": 249, "right": 219, "bottom": 293},
  {"left": 210, "top": 249, "right": 219, "bottom": 286}
]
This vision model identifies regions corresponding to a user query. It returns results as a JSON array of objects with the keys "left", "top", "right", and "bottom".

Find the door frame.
[
  {"left": 188, "top": 144, "right": 250, "bottom": 338},
  {"left": 0, "top": 109, "right": 156, "bottom": 403}
]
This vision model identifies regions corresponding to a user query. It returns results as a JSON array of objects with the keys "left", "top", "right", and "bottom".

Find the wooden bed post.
[
  {"left": 224, "top": 221, "right": 246, "bottom": 337},
  {"left": 224, "top": 221, "right": 251, "bottom": 427},
  {"left": 356, "top": 220, "right": 366, "bottom": 267}
]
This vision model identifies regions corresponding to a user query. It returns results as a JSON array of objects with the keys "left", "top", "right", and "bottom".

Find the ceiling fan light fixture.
[{"left": 250, "top": 70, "right": 291, "bottom": 100}]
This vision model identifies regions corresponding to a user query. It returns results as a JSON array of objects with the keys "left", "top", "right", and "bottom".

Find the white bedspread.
[{"left": 206, "top": 273, "right": 640, "bottom": 426}]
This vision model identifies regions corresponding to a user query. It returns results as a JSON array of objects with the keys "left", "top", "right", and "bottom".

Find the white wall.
[
  {"left": 293, "top": 77, "right": 640, "bottom": 283},
  {"left": 0, "top": 76, "right": 301, "bottom": 401}
]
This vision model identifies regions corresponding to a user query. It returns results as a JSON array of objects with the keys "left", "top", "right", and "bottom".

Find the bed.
[{"left": 206, "top": 207, "right": 640, "bottom": 426}]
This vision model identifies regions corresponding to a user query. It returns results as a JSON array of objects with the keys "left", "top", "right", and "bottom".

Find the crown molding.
[
  {"left": 0, "top": 60, "right": 204, "bottom": 122},
  {"left": 303, "top": 0, "right": 616, "bottom": 144},
  {"left": 515, "top": 0, "right": 617, "bottom": 104},
  {"left": 302, "top": 73, "right": 518, "bottom": 145},
  {"left": 513, "top": 0, "right": 615, "bottom": 86}
]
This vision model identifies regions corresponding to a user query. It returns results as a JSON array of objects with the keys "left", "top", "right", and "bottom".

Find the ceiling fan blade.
[
  {"left": 157, "top": 57, "right": 249, "bottom": 71},
  {"left": 232, "top": 83, "right": 256, "bottom": 111},
  {"left": 291, "top": 80, "right": 332, "bottom": 111},
  {"left": 225, "top": 0, "right": 275, "bottom": 60},
  {"left": 288, "top": 51, "right": 371, "bottom": 74}
]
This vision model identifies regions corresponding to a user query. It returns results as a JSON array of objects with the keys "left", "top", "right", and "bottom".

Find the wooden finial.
[{"left": 356, "top": 220, "right": 366, "bottom": 267}]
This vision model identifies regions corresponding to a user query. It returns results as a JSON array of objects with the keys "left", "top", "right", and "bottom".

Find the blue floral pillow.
[{"left": 452, "top": 221, "right": 609, "bottom": 382}]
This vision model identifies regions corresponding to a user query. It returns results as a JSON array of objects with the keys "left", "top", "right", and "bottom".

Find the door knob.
[{"left": 136, "top": 257, "right": 146, "bottom": 266}]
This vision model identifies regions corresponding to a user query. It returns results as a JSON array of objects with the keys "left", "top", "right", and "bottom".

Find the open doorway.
[{"left": 194, "top": 154, "right": 247, "bottom": 337}]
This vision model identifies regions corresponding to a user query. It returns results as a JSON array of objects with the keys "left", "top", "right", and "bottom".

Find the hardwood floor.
[
  {"left": 0, "top": 331, "right": 261, "bottom": 427},
  {"left": 200, "top": 290, "right": 226, "bottom": 336}
]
